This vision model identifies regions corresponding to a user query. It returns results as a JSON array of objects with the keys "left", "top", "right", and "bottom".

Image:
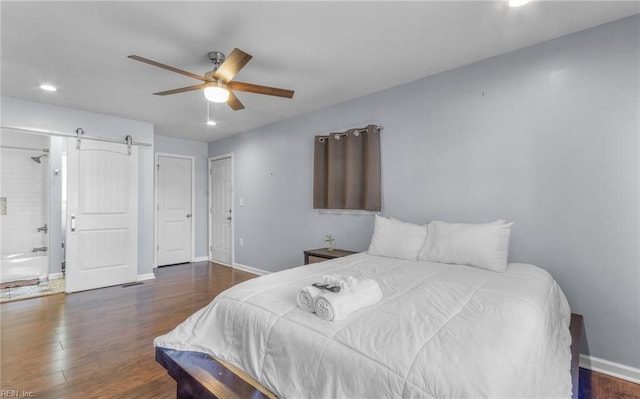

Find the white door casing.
[
  {"left": 65, "top": 139, "right": 138, "bottom": 293},
  {"left": 209, "top": 156, "right": 232, "bottom": 265},
  {"left": 156, "top": 154, "right": 193, "bottom": 266}
]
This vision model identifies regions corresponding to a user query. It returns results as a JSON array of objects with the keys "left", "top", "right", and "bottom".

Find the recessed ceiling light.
[
  {"left": 206, "top": 120, "right": 217, "bottom": 126},
  {"left": 509, "top": 0, "right": 531, "bottom": 7},
  {"left": 39, "top": 84, "right": 57, "bottom": 92}
]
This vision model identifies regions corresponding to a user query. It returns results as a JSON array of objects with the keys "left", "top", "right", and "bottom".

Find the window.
[{"left": 313, "top": 124, "right": 381, "bottom": 212}]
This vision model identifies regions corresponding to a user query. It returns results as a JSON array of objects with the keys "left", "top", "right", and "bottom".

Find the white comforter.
[{"left": 154, "top": 253, "right": 572, "bottom": 399}]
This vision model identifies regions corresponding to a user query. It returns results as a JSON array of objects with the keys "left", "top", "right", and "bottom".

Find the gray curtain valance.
[{"left": 313, "top": 124, "right": 381, "bottom": 211}]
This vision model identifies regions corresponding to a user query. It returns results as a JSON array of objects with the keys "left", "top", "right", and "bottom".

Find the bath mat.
[{"left": 0, "top": 278, "right": 39, "bottom": 289}]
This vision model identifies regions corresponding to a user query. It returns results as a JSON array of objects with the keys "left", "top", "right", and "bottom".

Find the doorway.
[
  {"left": 155, "top": 154, "right": 194, "bottom": 266},
  {"left": 209, "top": 155, "right": 233, "bottom": 266},
  {"left": 0, "top": 129, "right": 61, "bottom": 301}
]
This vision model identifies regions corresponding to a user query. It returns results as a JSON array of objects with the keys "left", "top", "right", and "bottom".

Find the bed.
[{"left": 155, "top": 218, "right": 576, "bottom": 399}]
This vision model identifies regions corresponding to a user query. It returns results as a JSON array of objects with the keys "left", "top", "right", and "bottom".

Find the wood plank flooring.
[
  {"left": 1, "top": 262, "right": 257, "bottom": 399},
  {"left": 1, "top": 261, "right": 639, "bottom": 399},
  {"left": 579, "top": 368, "right": 640, "bottom": 399}
]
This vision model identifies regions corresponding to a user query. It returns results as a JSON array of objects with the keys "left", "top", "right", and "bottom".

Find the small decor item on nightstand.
[{"left": 325, "top": 234, "right": 335, "bottom": 251}]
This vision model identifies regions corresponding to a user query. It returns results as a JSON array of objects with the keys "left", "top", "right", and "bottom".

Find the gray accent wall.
[
  {"left": 154, "top": 135, "right": 209, "bottom": 260},
  {"left": 209, "top": 16, "right": 639, "bottom": 369}
]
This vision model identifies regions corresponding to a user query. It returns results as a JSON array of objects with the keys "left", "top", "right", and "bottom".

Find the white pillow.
[
  {"left": 368, "top": 215, "right": 427, "bottom": 260},
  {"left": 418, "top": 220, "right": 512, "bottom": 272}
]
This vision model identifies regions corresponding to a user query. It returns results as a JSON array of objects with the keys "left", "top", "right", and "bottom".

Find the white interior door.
[
  {"left": 66, "top": 139, "right": 138, "bottom": 293},
  {"left": 156, "top": 154, "right": 193, "bottom": 266},
  {"left": 210, "top": 157, "right": 232, "bottom": 265}
]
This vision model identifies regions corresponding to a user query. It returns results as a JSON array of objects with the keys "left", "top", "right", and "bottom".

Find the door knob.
[{"left": 186, "top": 213, "right": 192, "bottom": 218}]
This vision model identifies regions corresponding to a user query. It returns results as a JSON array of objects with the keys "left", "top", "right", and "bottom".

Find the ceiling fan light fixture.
[
  {"left": 129, "top": 48, "right": 293, "bottom": 111},
  {"left": 204, "top": 82, "right": 230, "bottom": 103}
]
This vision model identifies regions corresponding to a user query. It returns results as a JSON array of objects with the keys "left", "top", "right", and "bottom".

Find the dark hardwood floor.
[
  {"left": 579, "top": 368, "right": 640, "bottom": 399},
  {"left": 1, "top": 261, "right": 638, "bottom": 399},
  {"left": 0, "top": 262, "right": 257, "bottom": 398}
]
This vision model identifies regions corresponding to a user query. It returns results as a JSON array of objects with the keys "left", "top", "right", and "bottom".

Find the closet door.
[
  {"left": 156, "top": 154, "right": 193, "bottom": 266},
  {"left": 210, "top": 157, "right": 232, "bottom": 265}
]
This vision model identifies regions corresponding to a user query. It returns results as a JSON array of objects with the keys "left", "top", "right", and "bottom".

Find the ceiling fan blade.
[
  {"left": 212, "top": 48, "right": 253, "bottom": 83},
  {"left": 227, "top": 91, "right": 245, "bottom": 111},
  {"left": 153, "top": 84, "right": 207, "bottom": 96},
  {"left": 227, "top": 81, "right": 294, "bottom": 98},
  {"left": 128, "top": 55, "right": 209, "bottom": 82}
]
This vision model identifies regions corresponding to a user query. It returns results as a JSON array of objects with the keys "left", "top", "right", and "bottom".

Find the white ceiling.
[{"left": 1, "top": 1, "right": 638, "bottom": 142}]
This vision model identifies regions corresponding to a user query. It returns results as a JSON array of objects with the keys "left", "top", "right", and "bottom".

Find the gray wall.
[
  {"left": 154, "top": 135, "right": 209, "bottom": 260},
  {"left": 209, "top": 16, "right": 639, "bottom": 370},
  {"left": 1, "top": 97, "right": 155, "bottom": 276}
]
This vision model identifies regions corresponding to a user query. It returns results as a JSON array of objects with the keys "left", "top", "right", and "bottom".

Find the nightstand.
[{"left": 304, "top": 248, "right": 358, "bottom": 265}]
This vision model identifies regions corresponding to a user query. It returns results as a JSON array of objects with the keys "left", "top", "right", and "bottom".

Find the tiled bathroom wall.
[{"left": 0, "top": 132, "right": 49, "bottom": 255}]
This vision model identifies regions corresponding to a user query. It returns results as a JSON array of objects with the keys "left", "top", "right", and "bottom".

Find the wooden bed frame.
[
  {"left": 156, "top": 313, "right": 584, "bottom": 399},
  {"left": 156, "top": 347, "right": 277, "bottom": 399}
]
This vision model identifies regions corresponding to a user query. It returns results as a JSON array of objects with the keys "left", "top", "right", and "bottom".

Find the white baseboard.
[
  {"left": 194, "top": 256, "right": 209, "bottom": 262},
  {"left": 48, "top": 272, "right": 64, "bottom": 280},
  {"left": 233, "top": 263, "right": 271, "bottom": 276},
  {"left": 214, "top": 261, "right": 233, "bottom": 267},
  {"left": 137, "top": 273, "right": 155, "bottom": 282},
  {"left": 580, "top": 354, "right": 640, "bottom": 384}
]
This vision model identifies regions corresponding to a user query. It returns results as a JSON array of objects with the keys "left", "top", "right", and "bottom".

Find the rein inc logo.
[{"left": 0, "top": 390, "right": 34, "bottom": 397}]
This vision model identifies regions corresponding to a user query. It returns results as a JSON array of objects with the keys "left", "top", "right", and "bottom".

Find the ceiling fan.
[{"left": 128, "top": 48, "right": 294, "bottom": 111}]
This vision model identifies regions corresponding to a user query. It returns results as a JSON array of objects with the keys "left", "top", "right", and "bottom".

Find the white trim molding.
[
  {"left": 194, "top": 256, "right": 209, "bottom": 262},
  {"left": 210, "top": 261, "right": 233, "bottom": 268},
  {"left": 47, "top": 272, "right": 64, "bottom": 280},
  {"left": 580, "top": 354, "right": 640, "bottom": 384},
  {"left": 137, "top": 273, "right": 155, "bottom": 282},
  {"left": 233, "top": 263, "right": 271, "bottom": 276}
]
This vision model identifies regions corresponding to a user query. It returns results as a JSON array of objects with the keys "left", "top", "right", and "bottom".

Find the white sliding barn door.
[
  {"left": 209, "top": 157, "right": 232, "bottom": 265},
  {"left": 66, "top": 139, "right": 138, "bottom": 293},
  {"left": 156, "top": 154, "right": 193, "bottom": 266}
]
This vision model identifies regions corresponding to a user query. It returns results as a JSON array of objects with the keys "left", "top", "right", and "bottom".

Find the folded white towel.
[
  {"left": 297, "top": 285, "right": 323, "bottom": 313},
  {"left": 314, "top": 279, "right": 383, "bottom": 321},
  {"left": 322, "top": 274, "right": 359, "bottom": 289}
]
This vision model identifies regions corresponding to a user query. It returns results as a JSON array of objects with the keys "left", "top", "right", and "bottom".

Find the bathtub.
[{"left": 0, "top": 252, "right": 48, "bottom": 283}]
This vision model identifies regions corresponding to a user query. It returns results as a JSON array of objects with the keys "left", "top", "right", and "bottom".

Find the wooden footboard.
[
  {"left": 157, "top": 313, "right": 584, "bottom": 399},
  {"left": 155, "top": 347, "right": 277, "bottom": 399}
]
